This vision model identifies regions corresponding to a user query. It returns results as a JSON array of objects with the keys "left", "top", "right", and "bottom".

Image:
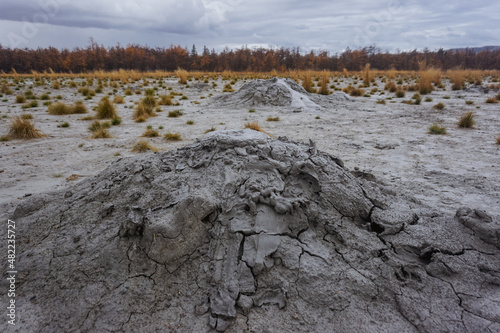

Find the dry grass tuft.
[
  {"left": 428, "top": 123, "right": 447, "bottom": 135},
  {"left": 458, "top": 112, "right": 475, "bottom": 128},
  {"left": 88, "top": 121, "right": 112, "bottom": 138},
  {"left": 131, "top": 139, "right": 158, "bottom": 153},
  {"left": 95, "top": 97, "right": 117, "bottom": 119},
  {"left": 362, "top": 64, "right": 371, "bottom": 87},
  {"left": 113, "top": 95, "right": 125, "bottom": 104},
  {"left": 48, "top": 101, "right": 71, "bottom": 115},
  {"left": 15, "top": 95, "right": 26, "bottom": 103},
  {"left": 302, "top": 72, "right": 315, "bottom": 93},
  {"left": 164, "top": 132, "right": 182, "bottom": 141},
  {"left": 8, "top": 116, "right": 45, "bottom": 139},
  {"left": 448, "top": 70, "right": 466, "bottom": 90},
  {"left": 175, "top": 68, "right": 188, "bottom": 84},
  {"left": 92, "top": 128, "right": 111, "bottom": 139},
  {"left": 343, "top": 85, "right": 365, "bottom": 97},
  {"left": 244, "top": 121, "right": 272, "bottom": 136},
  {"left": 142, "top": 127, "right": 160, "bottom": 137},
  {"left": 433, "top": 102, "right": 445, "bottom": 110},
  {"left": 159, "top": 95, "right": 173, "bottom": 106},
  {"left": 267, "top": 117, "right": 280, "bottom": 121},
  {"left": 71, "top": 101, "right": 88, "bottom": 114},
  {"left": 223, "top": 83, "right": 234, "bottom": 92},
  {"left": 318, "top": 72, "right": 330, "bottom": 95},
  {"left": 384, "top": 81, "right": 397, "bottom": 92},
  {"left": 244, "top": 121, "right": 263, "bottom": 132},
  {"left": 1, "top": 84, "right": 13, "bottom": 95},
  {"left": 419, "top": 68, "right": 441, "bottom": 94},
  {"left": 20, "top": 113, "right": 33, "bottom": 119},
  {"left": 168, "top": 109, "right": 183, "bottom": 118},
  {"left": 496, "top": 136, "right": 500, "bottom": 145}
]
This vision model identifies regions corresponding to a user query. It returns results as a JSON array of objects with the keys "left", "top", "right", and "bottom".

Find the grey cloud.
[{"left": 0, "top": 0, "right": 498, "bottom": 52}]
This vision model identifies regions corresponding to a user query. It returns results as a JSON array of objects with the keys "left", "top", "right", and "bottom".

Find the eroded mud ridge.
[{"left": 5, "top": 130, "right": 500, "bottom": 332}]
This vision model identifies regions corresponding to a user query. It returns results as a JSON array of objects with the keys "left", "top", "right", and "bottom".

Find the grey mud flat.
[{"left": 1, "top": 129, "right": 499, "bottom": 332}]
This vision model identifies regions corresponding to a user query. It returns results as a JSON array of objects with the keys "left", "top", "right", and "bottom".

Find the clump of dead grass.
[
  {"left": 113, "top": 95, "right": 125, "bottom": 104},
  {"left": 131, "top": 139, "right": 158, "bottom": 153},
  {"left": 428, "top": 123, "right": 447, "bottom": 135},
  {"left": 95, "top": 96, "right": 117, "bottom": 119},
  {"left": 164, "top": 132, "right": 182, "bottom": 141},
  {"left": 318, "top": 72, "right": 330, "bottom": 95},
  {"left": 362, "top": 64, "right": 371, "bottom": 87},
  {"left": 142, "top": 126, "right": 160, "bottom": 137},
  {"left": 88, "top": 120, "right": 111, "bottom": 138},
  {"left": 343, "top": 85, "right": 364, "bottom": 97},
  {"left": 457, "top": 112, "right": 475, "bottom": 128},
  {"left": 8, "top": 116, "right": 45, "bottom": 139},
  {"left": 244, "top": 121, "right": 272, "bottom": 136},
  {"left": 159, "top": 95, "right": 173, "bottom": 106},
  {"left": 302, "top": 72, "right": 315, "bottom": 93},
  {"left": 175, "top": 68, "right": 188, "bottom": 84},
  {"left": 448, "top": 69, "right": 466, "bottom": 90},
  {"left": 48, "top": 101, "right": 71, "bottom": 115}
]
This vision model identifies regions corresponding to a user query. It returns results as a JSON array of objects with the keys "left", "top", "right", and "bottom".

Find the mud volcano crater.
[{"left": 4, "top": 130, "right": 500, "bottom": 332}]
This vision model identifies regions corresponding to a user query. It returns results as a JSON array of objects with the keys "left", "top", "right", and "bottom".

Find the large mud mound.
[
  {"left": 214, "top": 77, "right": 352, "bottom": 109},
  {"left": 3, "top": 130, "right": 500, "bottom": 332}
]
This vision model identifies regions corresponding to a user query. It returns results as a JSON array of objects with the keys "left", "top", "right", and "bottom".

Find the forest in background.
[{"left": 1, "top": 42, "right": 500, "bottom": 73}]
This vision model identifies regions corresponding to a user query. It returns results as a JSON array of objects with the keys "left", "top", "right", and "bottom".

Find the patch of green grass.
[
  {"left": 248, "top": 109, "right": 256, "bottom": 113},
  {"left": 465, "top": 100, "right": 474, "bottom": 105},
  {"left": 186, "top": 120, "right": 194, "bottom": 125},
  {"left": 59, "top": 122, "right": 70, "bottom": 128},
  {"left": 204, "top": 127, "right": 216, "bottom": 134},
  {"left": 266, "top": 117, "right": 280, "bottom": 122}
]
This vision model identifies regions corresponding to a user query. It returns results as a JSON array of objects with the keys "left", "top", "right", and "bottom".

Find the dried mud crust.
[{"left": 2, "top": 130, "right": 499, "bottom": 332}]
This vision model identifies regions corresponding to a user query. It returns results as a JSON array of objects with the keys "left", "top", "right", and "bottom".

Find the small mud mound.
[
  {"left": 4, "top": 130, "right": 500, "bottom": 332},
  {"left": 214, "top": 77, "right": 352, "bottom": 110}
]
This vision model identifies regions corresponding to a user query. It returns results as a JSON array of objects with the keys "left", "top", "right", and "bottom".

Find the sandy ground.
[{"left": 0, "top": 75, "right": 499, "bottom": 220}]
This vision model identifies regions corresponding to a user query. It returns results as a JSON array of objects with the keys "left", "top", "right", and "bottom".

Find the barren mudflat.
[{"left": 0, "top": 74, "right": 498, "bottom": 219}]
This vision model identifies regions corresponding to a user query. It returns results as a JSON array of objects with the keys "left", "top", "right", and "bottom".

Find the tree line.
[{"left": 1, "top": 41, "right": 499, "bottom": 74}]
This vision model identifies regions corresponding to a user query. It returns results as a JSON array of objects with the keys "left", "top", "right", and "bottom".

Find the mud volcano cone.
[
  {"left": 4, "top": 130, "right": 499, "bottom": 332},
  {"left": 214, "top": 77, "right": 351, "bottom": 110}
]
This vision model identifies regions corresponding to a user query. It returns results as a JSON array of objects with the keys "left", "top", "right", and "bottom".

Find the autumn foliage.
[{"left": 1, "top": 42, "right": 500, "bottom": 74}]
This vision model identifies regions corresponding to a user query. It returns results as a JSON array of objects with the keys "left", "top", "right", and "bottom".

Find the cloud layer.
[{"left": 0, "top": 0, "right": 499, "bottom": 52}]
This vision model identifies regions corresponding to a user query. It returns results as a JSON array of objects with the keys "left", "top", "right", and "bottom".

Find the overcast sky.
[{"left": 0, "top": 0, "right": 499, "bottom": 53}]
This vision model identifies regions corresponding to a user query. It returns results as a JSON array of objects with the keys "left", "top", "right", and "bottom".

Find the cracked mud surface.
[{"left": 1, "top": 129, "right": 499, "bottom": 332}]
